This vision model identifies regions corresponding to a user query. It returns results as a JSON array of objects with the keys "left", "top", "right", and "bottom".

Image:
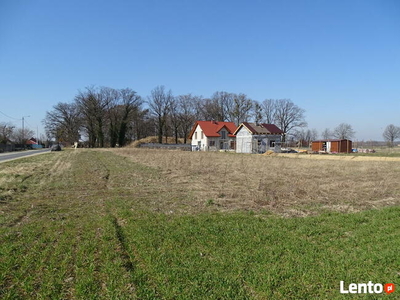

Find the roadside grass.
[{"left": 0, "top": 149, "right": 399, "bottom": 299}]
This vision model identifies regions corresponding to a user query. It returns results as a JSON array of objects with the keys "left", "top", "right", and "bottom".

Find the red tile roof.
[
  {"left": 261, "top": 123, "right": 284, "bottom": 134},
  {"left": 26, "top": 139, "right": 38, "bottom": 145},
  {"left": 188, "top": 121, "right": 237, "bottom": 139}
]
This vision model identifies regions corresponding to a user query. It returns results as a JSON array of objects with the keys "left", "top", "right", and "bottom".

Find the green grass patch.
[
  {"left": 110, "top": 207, "right": 399, "bottom": 299},
  {"left": 337, "top": 152, "right": 400, "bottom": 158}
]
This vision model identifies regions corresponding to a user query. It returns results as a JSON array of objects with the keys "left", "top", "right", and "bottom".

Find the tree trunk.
[
  {"left": 174, "top": 126, "right": 179, "bottom": 144},
  {"left": 158, "top": 117, "right": 163, "bottom": 144}
]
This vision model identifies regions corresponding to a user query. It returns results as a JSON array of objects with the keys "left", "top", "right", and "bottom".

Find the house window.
[
  {"left": 209, "top": 141, "right": 215, "bottom": 147},
  {"left": 195, "top": 132, "right": 197, "bottom": 140},
  {"left": 201, "top": 131, "right": 204, "bottom": 139},
  {"left": 221, "top": 131, "right": 226, "bottom": 139},
  {"left": 269, "top": 140, "right": 275, "bottom": 147}
]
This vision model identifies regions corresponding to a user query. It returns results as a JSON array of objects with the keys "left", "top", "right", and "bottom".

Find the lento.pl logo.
[{"left": 340, "top": 281, "right": 395, "bottom": 294}]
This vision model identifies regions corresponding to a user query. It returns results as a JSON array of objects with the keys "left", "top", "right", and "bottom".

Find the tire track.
[{"left": 110, "top": 215, "right": 161, "bottom": 299}]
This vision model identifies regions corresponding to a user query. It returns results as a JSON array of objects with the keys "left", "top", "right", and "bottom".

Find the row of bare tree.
[
  {"left": 43, "top": 85, "right": 308, "bottom": 147},
  {"left": 292, "top": 123, "right": 356, "bottom": 147},
  {"left": 149, "top": 86, "right": 308, "bottom": 143},
  {"left": 44, "top": 86, "right": 142, "bottom": 147},
  {"left": 321, "top": 123, "right": 356, "bottom": 140},
  {"left": 0, "top": 122, "right": 34, "bottom": 145},
  {"left": 319, "top": 123, "right": 400, "bottom": 147}
]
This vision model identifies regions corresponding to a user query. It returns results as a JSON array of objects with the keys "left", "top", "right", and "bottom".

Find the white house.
[
  {"left": 234, "top": 122, "right": 284, "bottom": 154},
  {"left": 188, "top": 121, "right": 237, "bottom": 151}
]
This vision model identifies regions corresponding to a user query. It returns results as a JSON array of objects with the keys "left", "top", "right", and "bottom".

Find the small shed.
[{"left": 311, "top": 139, "right": 352, "bottom": 153}]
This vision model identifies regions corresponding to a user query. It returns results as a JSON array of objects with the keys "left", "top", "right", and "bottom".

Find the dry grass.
[
  {"left": 128, "top": 136, "right": 190, "bottom": 148},
  {"left": 112, "top": 148, "right": 400, "bottom": 216},
  {"left": 277, "top": 153, "right": 400, "bottom": 161}
]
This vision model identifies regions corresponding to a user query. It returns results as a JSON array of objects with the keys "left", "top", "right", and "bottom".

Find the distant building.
[
  {"left": 234, "top": 122, "right": 284, "bottom": 154},
  {"left": 26, "top": 138, "right": 38, "bottom": 145},
  {"left": 188, "top": 121, "right": 237, "bottom": 151},
  {"left": 26, "top": 137, "right": 43, "bottom": 149},
  {"left": 311, "top": 139, "right": 352, "bottom": 153}
]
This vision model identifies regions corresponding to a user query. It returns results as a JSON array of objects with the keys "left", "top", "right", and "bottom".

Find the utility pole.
[{"left": 22, "top": 115, "right": 30, "bottom": 146}]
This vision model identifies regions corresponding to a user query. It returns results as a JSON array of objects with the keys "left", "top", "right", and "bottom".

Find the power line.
[
  {"left": 23, "top": 119, "right": 36, "bottom": 139},
  {"left": 24, "top": 118, "right": 35, "bottom": 129},
  {"left": 0, "top": 110, "right": 20, "bottom": 121}
]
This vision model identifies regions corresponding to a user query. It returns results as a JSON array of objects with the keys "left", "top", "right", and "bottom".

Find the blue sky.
[{"left": 0, "top": 0, "right": 399, "bottom": 141}]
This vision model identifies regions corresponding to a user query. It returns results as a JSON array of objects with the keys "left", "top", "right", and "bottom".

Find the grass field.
[
  {"left": 1, "top": 149, "right": 399, "bottom": 299},
  {"left": 335, "top": 146, "right": 400, "bottom": 158}
]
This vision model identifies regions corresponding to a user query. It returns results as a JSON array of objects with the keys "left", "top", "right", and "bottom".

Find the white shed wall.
[
  {"left": 235, "top": 127, "right": 253, "bottom": 153},
  {"left": 235, "top": 128, "right": 283, "bottom": 154}
]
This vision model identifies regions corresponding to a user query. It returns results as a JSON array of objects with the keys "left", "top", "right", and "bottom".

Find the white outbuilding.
[{"left": 234, "top": 122, "right": 284, "bottom": 154}]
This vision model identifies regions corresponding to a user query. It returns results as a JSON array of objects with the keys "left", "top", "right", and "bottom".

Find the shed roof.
[
  {"left": 234, "top": 122, "right": 284, "bottom": 135},
  {"left": 312, "top": 139, "right": 352, "bottom": 143},
  {"left": 188, "top": 121, "right": 237, "bottom": 139}
]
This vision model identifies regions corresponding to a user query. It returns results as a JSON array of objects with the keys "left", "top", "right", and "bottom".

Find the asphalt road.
[{"left": 0, "top": 149, "right": 51, "bottom": 163}]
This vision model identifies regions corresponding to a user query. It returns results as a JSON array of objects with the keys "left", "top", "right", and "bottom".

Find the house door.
[{"left": 197, "top": 141, "right": 201, "bottom": 150}]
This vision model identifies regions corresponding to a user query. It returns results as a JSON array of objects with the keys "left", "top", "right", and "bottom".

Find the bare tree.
[
  {"left": 148, "top": 86, "right": 173, "bottom": 143},
  {"left": 293, "top": 128, "right": 318, "bottom": 147},
  {"left": 309, "top": 128, "right": 319, "bottom": 143},
  {"left": 44, "top": 87, "right": 142, "bottom": 148},
  {"left": 321, "top": 128, "right": 332, "bottom": 140},
  {"left": 75, "top": 88, "right": 97, "bottom": 147},
  {"left": 44, "top": 102, "right": 82, "bottom": 144},
  {"left": 253, "top": 101, "right": 263, "bottom": 125},
  {"left": 227, "top": 93, "right": 253, "bottom": 125},
  {"left": 383, "top": 124, "right": 400, "bottom": 147},
  {"left": 169, "top": 97, "right": 181, "bottom": 144},
  {"left": 274, "top": 99, "right": 307, "bottom": 141},
  {"left": 177, "top": 94, "right": 198, "bottom": 143},
  {"left": 292, "top": 129, "right": 306, "bottom": 146},
  {"left": 75, "top": 86, "right": 109, "bottom": 147},
  {"left": 101, "top": 87, "right": 120, "bottom": 147},
  {"left": 11, "top": 127, "right": 35, "bottom": 144},
  {"left": 261, "top": 99, "right": 276, "bottom": 124},
  {"left": 196, "top": 92, "right": 232, "bottom": 122},
  {"left": 0, "top": 122, "right": 15, "bottom": 144},
  {"left": 119, "top": 89, "right": 142, "bottom": 146},
  {"left": 107, "top": 88, "right": 142, "bottom": 147},
  {"left": 333, "top": 123, "right": 355, "bottom": 140},
  {"left": 210, "top": 91, "right": 233, "bottom": 121},
  {"left": 128, "top": 108, "right": 152, "bottom": 141},
  {"left": 196, "top": 98, "right": 221, "bottom": 121}
]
